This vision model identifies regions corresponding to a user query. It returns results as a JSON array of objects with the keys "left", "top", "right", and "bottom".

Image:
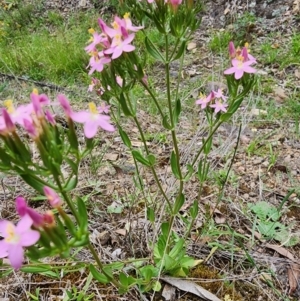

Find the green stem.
[
  {"left": 87, "top": 242, "right": 122, "bottom": 288},
  {"left": 189, "top": 120, "right": 223, "bottom": 172},
  {"left": 165, "top": 34, "right": 184, "bottom": 199},
  {"left": 140, "top": 79, "right": 164, "bottom": 119},
  {"left": 133, "top": 116, "right": 173, "bottom": 211}
]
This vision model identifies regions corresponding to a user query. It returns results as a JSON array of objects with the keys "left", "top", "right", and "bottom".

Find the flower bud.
[{"left": 43, "top": 186, "right": 62, "bottom": 208}]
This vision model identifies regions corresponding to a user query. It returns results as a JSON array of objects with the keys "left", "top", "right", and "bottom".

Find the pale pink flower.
[
  {"left": 85, "top": 32, "right": 109, "bottom": 53},
  {"left": 3, "top": 99, "right": 33, "bottom": 127},
  {"left": 228, "top": 41, "right": 236, "bottom": 58},
  {"left": 0, "top": 214, "right": 40, "bottom": 269},
  {"left": 224, "top": 59, "right": 256, "bottom": 80},
  {"left": 114, "top": 14, "right": 143, "bottom": 33},
  {"left": 196, "top": 91, "right": 214, "bottom": 109},
  {"left": 71, "top": 102, "right": 115, "bottom": 138},
  {"left": 87, "top": 52, "right": 111, "bottom": 75},
  {"left": 105, "top": 33, "right": 136, "bottom": 59},
  {"left": 98, "top": 102, "right": 110, "bottom": 114},
  {"left": 116, "top": 76, "right": 123, "bottom": 87},
  {"left": 213, "top": 89, "right": 228, "bottom": 102},
  {"left": 210, "top": 100, "right": 228, "bottom": 114}
]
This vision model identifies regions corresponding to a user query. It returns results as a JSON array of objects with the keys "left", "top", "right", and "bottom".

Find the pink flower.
[
  {"left": 195, "top": 91, "right": 214, "bottom": 109},
  {"left": 213, "top": 89, "right": 228, "bottom": 102},
  {"left": 224, "top": 59, "right": 256, "bottom": 80},
  {"left": 169, "top": 0, "right": 182, "bottom": 9},
  {"left": 115, "top": 14, "right": 143, "bottom": 33},
  {"left": 228, "top": 41, "right": 236, "bottom": 58},
  {"left": 2, "top": 108, "right": 15, "bottom": 132},
  {"left": 210, "top": 100, "right": 228, "bottom": 114},
  {"left": 98, "top": 18, "right": 118, "bottom": 38},
  {"left": 0, "top": 215, "right": 40, "bottom": 269},
  {"left": 43, "top": 186, "right": 62, "bottom": 208},
  {"left": 71, "top": 102, "right": 115, "bottom": 138},
  {"left": 98, "top": 102, "right": 111, "bottom": 114},
  {"left": 16, "top": 197, "right": 44, "bottom": 227},
  {"left": 3, "top": 99, "right": 33, "bottom": 127},
  {"left": 105, "top": 33, "right": 136, "bottom": 59},
  {"left": 57, "top": 94, "right": 73, "bottom": 118},
  {"left": 23, "top": 119, "right": 39, "bottom": 139},
  {"left": 87, "top": 52, "right": 111, "bottom": 75},
  {"left": 45, "top": 110, "right": 56, "bottom": 125},
  {"left": 85, "top": 32, "right": 108, "bottom": 53}
]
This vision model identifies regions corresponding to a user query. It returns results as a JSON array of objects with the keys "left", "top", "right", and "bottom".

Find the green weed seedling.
[{"left": 249, "top": 198, "right": 299, "bottom": 246}]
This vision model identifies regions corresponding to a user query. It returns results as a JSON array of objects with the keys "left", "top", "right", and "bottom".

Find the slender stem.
[
  {"left": 87, "top": 243, "right": 122, "bottom": 288},
  {"left": 189, "top": 120, "right": 223, "bottom": 171},
  {"left": 140, "top": 79, "right": 164, "bottom": 119},
  {"left": 165, "top": 34, "right": 184, "bottom": 197},
  {"left": 133, "top": 116, "right": 173, "bottom": 211}
]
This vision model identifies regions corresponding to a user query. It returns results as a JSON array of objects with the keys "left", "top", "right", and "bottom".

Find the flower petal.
[
  {"left": 84, "top": 120, "right": 98, "bottom": 138},
  {"left": 8, "top": 245, "right": 24, "bottom": 270},
  {"left": 16, "top": 214, "right": 33, "bottom": 234},
  {"left": 0, "top": 240, "right": 8, "bottom": 258},
  {"left": 0, "top": 220, "right": 12, "bottom": 236},
  {"left": 20, "top": 229, "right": 40, "bottom": 247},
  {"left": 71, "top": 112, "right": 90, "bottom": 123}
]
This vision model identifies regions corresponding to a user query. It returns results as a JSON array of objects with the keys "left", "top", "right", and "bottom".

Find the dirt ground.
[{"left": 0, "top": 0, "right": 300, "bottom": 300}]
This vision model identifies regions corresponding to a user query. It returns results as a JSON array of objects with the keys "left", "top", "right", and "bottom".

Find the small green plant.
[
  {"left": 291, "top": 32, "right": 300, "bottom": 55},
  {"left": 249, "top": 200, "right": 299, "bottom": 246},
  {"left": 209, "top": 30, "right": 232, "bottom": 53},
  {"left": 260, "top": 42, "right": 280, "bottom": 64},
  {"left": 232, "top": 12, "right": 256, "bottom": 43},
  {"left": 267, "top": 143, "right": 277, "bottom": 171}
]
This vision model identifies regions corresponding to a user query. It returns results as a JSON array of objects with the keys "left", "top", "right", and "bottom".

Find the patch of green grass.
[
  {"left": 259, "top": 42, "right": 280, "bottom": 65},
  {"left": 0, "top": 29, "right": 90, "bottom": 85},
  {"left": 232, "top": 11, "right": 257, "bottom": 43},
  {"left": 0, "top": 7, "right": 102, "bottom": 85},
  {"left": 209, "top": 30, "right": 232, "bottom": 53}
]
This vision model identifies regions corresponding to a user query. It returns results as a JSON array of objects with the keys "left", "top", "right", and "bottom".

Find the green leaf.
[
  {"left": 173, "top": 193, "right": 185, "bottom": 214},
  {"left": 147, "top": 207, "right": 155, "bottom": 222},
  {"left": 220, "top": 112, "right": 232, "bottom": 122},
  {"left": 189, "top": 200, "right": 199, "bottom": 219},
  {"left": 140, "top": 265, "right": 155, "bottom": 281},
  {"left": 203, "top": 136, "right": 212, "bottom": 155},
  {"left": 170, "top": 151, "right": 180, "bottom": 179},
  {"left": 119, "top": 127, "right": 132, "bottom": 148},
  {"left": 147, "top": 154, "right": 156, "bottom": 166},
  {"left": 172, "top": 98, "right": 181, "bottom": 125},
  {"left": 132, "top": 150, "right": 150, "bottom": 167},
  {"left": 169, "top": 239, "right": 185, "bottom": 258},
  {"left": 152, "top": 281, "right": 162, "bottom": 292},
  {"left": 89, "top": 265, "right": 110, "bottom": 284},
  {"left": 162, "top": 115, "right": 173, "bottom": 130},
  {"left": 63, "top": 176, "right": 78, "bottom": 192},
  {"left": 65, "top": 158, "right": 78, "bottom": 174},
  {"left": 172, "top": 40, "right": 187, "bottom": 61},
  {"left": 21, "top": 265, "right": 52, "bottom": 273},
  {"left": 20, "top": 174, "right": 44, "bottom": 194},
  {"left": 119, "top": 93, "right": 133, "bottom": 117},
  {"left": 184, "top": 164, "right": 194, "bottom": 181},
  {"left": 164, "top": 254, "right": 177, "bottom": 270},
  {"left": 77, "top": 197, "right": 88, "bottom": 231},
  {"left": 145, "top": 37, "right": 165, "bottom": 62}
]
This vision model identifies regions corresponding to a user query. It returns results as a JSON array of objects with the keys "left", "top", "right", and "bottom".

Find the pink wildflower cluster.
[
  {"left": 196, "top": 89, "right": 228, "bottom": 114},
  {"left": 0, "top": 91, "right": 114, "bottom": 139},
  {"left": 0, "top": 187, "right": 61, "bottom": 269},
  {"left": 85, "top": 14, "right": 143, "bottom": 75},
  {"left": 224, "top": 42, "right": 257, "bottom": 80}
]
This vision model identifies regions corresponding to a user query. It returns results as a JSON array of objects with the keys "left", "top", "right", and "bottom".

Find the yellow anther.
[
  {"left": 32, "top": 88, "right": 39, "bottom": 95},
  {"left": 4, "top": 99, "right": 14, "bottom": 114},
  {"left": 88, "top": 28, "right": 95, "bottom": 34},
  {"left": 88, "top": 102, "right": 98, "bottom": 114},
  {"left": 124, "top": 12, "right": 130, "bottom": 19},
  {"left": 112, "top": 21, "right": 119, "bottom": 30}
]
